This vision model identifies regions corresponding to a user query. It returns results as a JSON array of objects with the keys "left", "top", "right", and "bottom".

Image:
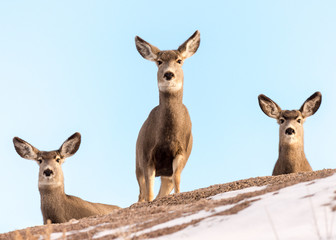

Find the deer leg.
[
  {"left": 172, "top": 155, "right": 184, "bottom": 193},
  {"left": 136, "top": 167, "right": 146, "bottom": 202},
  {"left": 144, "top": 165, "right": 156, "bottom": 201},
  {"left": 156, "top": 176, "right": 174, "bottom": 199}
]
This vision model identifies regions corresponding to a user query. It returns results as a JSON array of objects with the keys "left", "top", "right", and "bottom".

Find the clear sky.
[{"left": 0, "top": 0, "right": 335, "bottom": 234}]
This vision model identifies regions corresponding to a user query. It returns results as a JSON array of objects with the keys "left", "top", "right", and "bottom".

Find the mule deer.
[
  {"left": 135, "top": 30, "right": 200, "bottom": 202},
  {"left": 258, "top": 92, "right": 322, "bottom": 175},
  {"left": 13, "top": 132, "right": 120, "bottom": 224}
]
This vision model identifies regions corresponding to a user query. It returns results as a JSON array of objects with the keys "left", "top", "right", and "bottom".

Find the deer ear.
[
  {"left": 135, "top": 36, "right": 160, "bottom": 61},
  {"left": 13, "top": 137, "right": 39, "bottom": 160},
  {"left": 258, "top": 94, "right": 282, "bottom": 119},
  {"left": 59, "top": 132, "right": 81, "bottom": 158},
  {"left": 300, "top": 92, "right": 322, "bottom": 118},
  {"left": 178, "top": 30, "right": 200, "bottom": 59}
]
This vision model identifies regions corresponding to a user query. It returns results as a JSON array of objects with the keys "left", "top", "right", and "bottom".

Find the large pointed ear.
[
  {"left": 135, "top": 36, "right": 160, "bottom": 61},
  {"left": 299, "top": 92, "right": 322, "bottom": 118},
  {"left": 258, "top": 94, "right": 282, "bottom": 119},
  {"left": 178, "top": 30, "right": 200, "bottom": 59},
  {"left": 59, "top": 132, "right": 81, "bottom": 158},
  {"left": 13, "top": 137, "right": 39, "bottom": 160}
]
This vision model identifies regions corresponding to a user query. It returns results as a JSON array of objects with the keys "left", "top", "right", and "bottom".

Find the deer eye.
[
  {"left": 280, "top": 119, "right": 285, "bottom": 124},
  {"left": 177, "top": 59, "right": 182, "bottom": 64},
  {"left": 38, "top": 159, "right": 42, "bottom": 164},
  {"left": 56, "top": 158, "right": 60, "bottom": 163},
  {"left": 297, "top": 119, "right": 301, "bottom": 123},
  {"left": 157, "top": 60, "right": 162, "bottom": 65}
]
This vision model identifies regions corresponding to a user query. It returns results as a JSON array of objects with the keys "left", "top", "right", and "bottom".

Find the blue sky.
[{"left": 1, "top": 0, "right": 336, "bottom": 233}]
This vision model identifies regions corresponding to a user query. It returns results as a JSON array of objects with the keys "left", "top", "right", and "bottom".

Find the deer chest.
[{"left": 152, "top": 143, "right": 182, "bottom": 177}]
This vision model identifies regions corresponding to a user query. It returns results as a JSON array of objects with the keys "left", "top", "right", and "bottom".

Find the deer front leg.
[
  {"left": 145, "top": 165, "right": 156, "bottom": 201},
  {"left": 136, "top": 167, "right": 146, "bottom": 202},
  {"left": 172, "top": 155, "right": 184, "bottom": 193},
  {"left": 156, "top": 176, "right": 174, "bottom": 199}
]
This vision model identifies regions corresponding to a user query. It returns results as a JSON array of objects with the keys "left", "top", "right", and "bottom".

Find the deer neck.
[
  {"left": 278, "top": 141, "right": 306, "bottom": 164},
  {"left": 157, "top": 90, "right": 184, "bottom": 138},
  {"left": 39, "top": 183, "right": 66, "bottom": 203},
  {"left": 159, "top": 89, "right": 183, "bottom": 106},
  {"left": 39, "top": 185, "right": 68, "bottom": 224},
  {"left": 159, "top": 90, "right": 184, "bottom": 117}
]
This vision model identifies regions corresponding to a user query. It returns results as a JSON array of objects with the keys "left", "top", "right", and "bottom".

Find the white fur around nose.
[
  {"left": 281, "top": 124, "right": 299, "bottom": 144},
  {"left": 158, "top": 68, "right": 182, "bottom": 92},
  {"left": 38, "top": 165, "right": 62, "bottom": 187}
]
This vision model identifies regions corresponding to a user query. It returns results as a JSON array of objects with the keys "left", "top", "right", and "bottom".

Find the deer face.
[
  {"left": 135, "top": 30, "right": 200, "bottom": 93},
  {"left": 13, "top": 133, "right": 81, "bottom": 190},
  {"left": 36, "top": 151, "right": 65, "bottom": 189},
  {"left": 155, "top": 50, "right": 184, "bottom": 92},
  {"left": 258, "top": 92, "right": 322, "bottom": 146},
  {"left": 277, "top": 110, "right": 304, "bottom": 145}
]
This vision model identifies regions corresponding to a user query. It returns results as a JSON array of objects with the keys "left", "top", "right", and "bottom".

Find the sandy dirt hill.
[{"left": 1, "top": 169, "right": 336, "bottom": 240}]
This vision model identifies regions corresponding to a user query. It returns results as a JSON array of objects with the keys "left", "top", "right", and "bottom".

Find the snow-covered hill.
[
  {"left": 157, "top": 174, "right": 336, "bottom": 240},
  {"left": 2, "top": 169, "right": 335, "bottom": 240}
]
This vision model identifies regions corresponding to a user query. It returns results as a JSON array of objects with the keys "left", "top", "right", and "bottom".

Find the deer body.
[
  {"left": 40, "top": 189, "right": 118, "bottom": 224},
  {"left": 136, "top": 92, "right": 193, "bottom": 196},
  {"left": 13, "top": 133, "right": 119, "bottom": 224},
  {"left": 135, "top": 31, "right": 200, "bottom": 202},
  {"left": 258, "top": 92, "right": 322, "bottom": 176}
]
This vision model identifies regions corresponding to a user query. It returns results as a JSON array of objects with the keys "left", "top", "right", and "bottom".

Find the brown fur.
[
  {"left": 40, "top": 188, "right": 118, "bottom": 224},
  {"left": 258, "top": 92, "right": 322, "bottom": 176},
  {"left": 13, "top": 133, "right": 120, "bottom": 224},
  {"left": 135, "top": 31, "right": 200, "bottom": 202}
]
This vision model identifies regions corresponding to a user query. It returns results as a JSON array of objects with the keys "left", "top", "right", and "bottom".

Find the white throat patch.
[
  {"left": 39, "top": 180, "right": 62, "bottom": 188},
  {"left": 158, "top": 81, "right": 183, "bottom": 92}
]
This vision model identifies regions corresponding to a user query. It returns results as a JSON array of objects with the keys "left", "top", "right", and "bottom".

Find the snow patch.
[
  {"left": 158, "top": 174, "right": 336, "bottom": 240},
  {"left": 92, "top": 225, "right": 136, "bottom": 239},
  {"left": 42, "top": 223, "right": 109, "bottom": 240},
  {"left": 208, "top": 186, "right": 267, "bottom": 201}
]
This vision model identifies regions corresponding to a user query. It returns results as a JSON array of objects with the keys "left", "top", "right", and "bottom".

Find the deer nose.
[
  {"left": 164, "top": 72, "right": 174, "bottom": 81},
  {"left": 43, "top": 169, "right": 54, "bottom": 177},
  {"left": 285, "top": 128, "right": 295, "bottom": 135}
]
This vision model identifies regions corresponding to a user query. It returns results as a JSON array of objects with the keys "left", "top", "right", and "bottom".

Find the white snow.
[
  {"left": 91, "top": 185, "right": 267, "bottom": 239},
  {"left": 207, "top": 186, "right": 267, "bottom": 200},
  {"left": 92, "top": 224, "right": 136, "bottom": 239},
  {"left": 90, "top": 206, "right": 234, "bottom": 239},
  {"left": 43, "top": 223, "right": 109, "bottom": 240},
  {"left": 129, "top": 205, "right": 237, "bottom": 239},
  {"left": 157, "top": 174, "right": 336, "bottom": 240}
]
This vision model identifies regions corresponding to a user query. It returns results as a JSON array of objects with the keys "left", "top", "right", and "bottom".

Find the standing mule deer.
[
  {"left": 13, "top": 132, "right": 120, "bottom": 224},
  {"left": 135, "top": 30, "right": 200, "bottom": 202},
  {"left": 258, "top": 92, "right": 322, "bottom": 175}
]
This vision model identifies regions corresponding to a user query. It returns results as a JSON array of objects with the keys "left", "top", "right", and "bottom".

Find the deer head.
[
  {"left": 258, "top": 92, "right": 322, "bottom": 145},
  {"left": 13, "top": 133, "right": 81, "bottom": 190},
  {"left": 135, "top": 30, "right": 200, "bottom": 93}
]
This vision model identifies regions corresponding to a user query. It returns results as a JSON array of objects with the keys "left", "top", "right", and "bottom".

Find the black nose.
[
  {"left": 43, "top": 169, "right": 54, "bottom": 177},
  {"left": 285, "top": 128, "right": 295, "bottom": 135},
  {"left": 164, "top": 72, "right": 175, "bottom": 80}
]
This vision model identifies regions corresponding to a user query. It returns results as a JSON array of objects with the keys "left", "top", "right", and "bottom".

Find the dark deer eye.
[
  {"left": 56, "top": 158, "right": 60, "bottom": 163},
  {"left": 297, "top": 119, "right": 301, "bottom": 123},
  {"left": 38, "top": 159, "right": 42, "bottom": 164},
  {"left": 157, "top": 60, "right": 162, "bottom": 65},
  {"left": 280, "top": 119, "right": 285, "bottom": 124},
  {"left": 177, "top": 59, "right": 182, "bottom": 64}
]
